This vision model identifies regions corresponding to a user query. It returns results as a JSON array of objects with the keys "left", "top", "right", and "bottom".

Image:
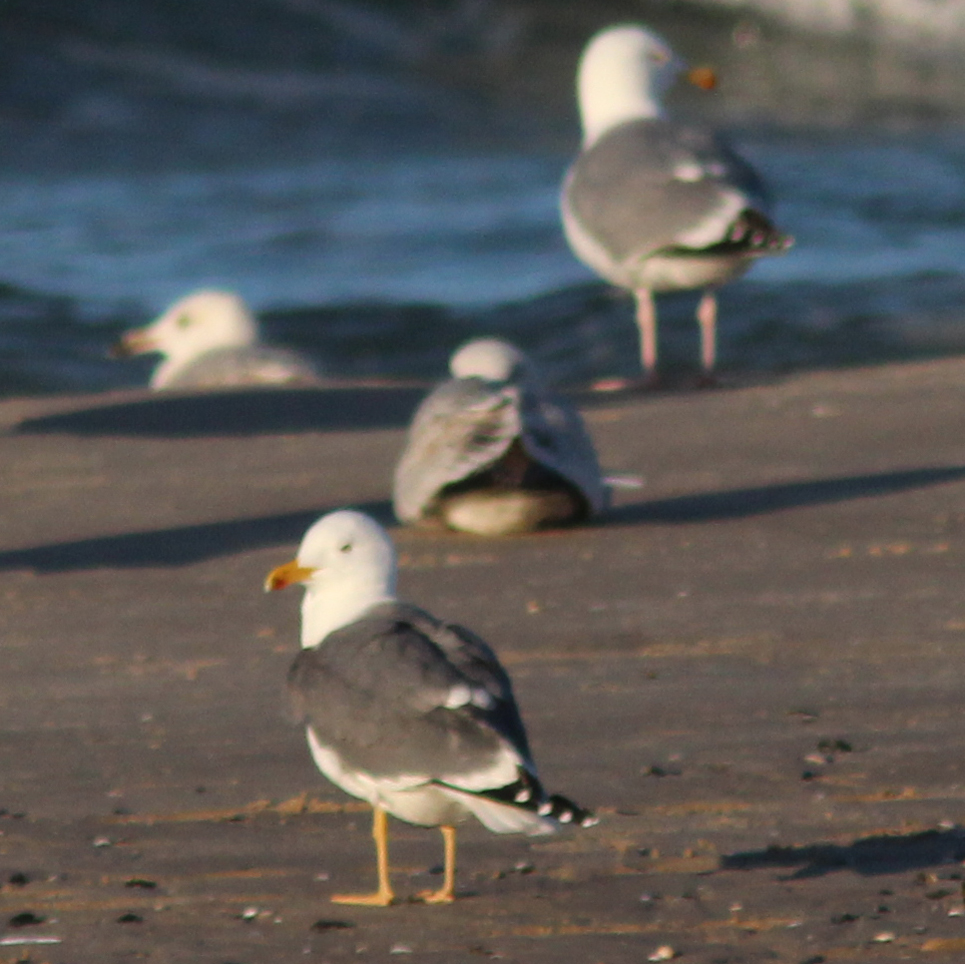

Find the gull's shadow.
[
  {"left": 15, "top": 385, "right": 427, "bottom": 438},
  {"left": 0, "top": 501, "right": 395, "bottom": 573},
  {"left": 722, "top": 828, "right": 965, "bottom": 880},
  {"left": 608, "top": 466, "right": 965, "bottom": 524}
]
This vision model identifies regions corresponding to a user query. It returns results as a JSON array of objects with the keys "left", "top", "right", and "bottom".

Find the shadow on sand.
[
  {"left": 722, "top": 827, "right": 965, "bottom": 880},
  {"left": 608, "top": 465, "right": 965, "bottom": 524},
  {"left": 0, "top": 502, "right": 395, "bottom": 573},
  {"left": 4, "top": 465, "right": 965, "bottom": 573},
  {"left": 15, "top": 385, "right": 428, "bottom": 438}
]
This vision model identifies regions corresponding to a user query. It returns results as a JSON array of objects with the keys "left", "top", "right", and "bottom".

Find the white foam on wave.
[{"left": 706, "top": 0, "right": 965, "bottom": 50}]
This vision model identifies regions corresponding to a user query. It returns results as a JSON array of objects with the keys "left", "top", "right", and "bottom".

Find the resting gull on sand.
[
  {"left": 265, "top": 510, "right": 596, "bottom": 905},
  {"left": 561, "top": 24, "right": 792, "bottom": 388},
  {"left": 393, "top": 338, "right": 608, "bottom": 535},
  {"left": 112, "top": 289, "right": 320, "bottom": 390}
]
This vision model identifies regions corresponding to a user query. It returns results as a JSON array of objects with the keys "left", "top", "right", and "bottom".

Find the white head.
[
  {"left": 265, "top": 510, "right": 397, "bottom": 648},
  {"left": 115, "top": 290, "right": 259, "bottom": 388},
  {"left": 449, "top": 338, "right": 531, "bottom": 383},
  {"left": 576, "top": 24, "right": 683, "bottom": 146}
]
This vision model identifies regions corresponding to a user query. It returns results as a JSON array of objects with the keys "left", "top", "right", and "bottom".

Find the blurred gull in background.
[
  {"left": 112, "top": 289, "right": 321, "bottom": 390},
  {"left": 393, "top": 338, "right": 608, "bottom": 535},
  {"left": 561, "top": 24, "right": 793, "bottom": 389}
]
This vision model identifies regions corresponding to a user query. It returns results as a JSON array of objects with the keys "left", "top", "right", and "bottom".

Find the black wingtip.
[
  {"left": 541, "top": 792, "right": 598, "bottom": 828},
  {"left": 438, "top": 769, "right": 598, "bottom": 828}
]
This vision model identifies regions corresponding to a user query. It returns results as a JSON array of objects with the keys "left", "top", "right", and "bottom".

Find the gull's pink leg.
[
  {"left": 636, "top": 288, "right": 658, "bottom": 377},
  {"left": 696, "top": 290, "right": 719, "bottom": 386},
  {"left": 591, "top": 288, "right": 659, "bottom": 392}
]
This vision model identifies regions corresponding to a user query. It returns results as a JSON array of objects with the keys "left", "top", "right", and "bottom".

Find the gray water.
[{"left": 1, "top": 0, "right": 964, "bottom": 394}]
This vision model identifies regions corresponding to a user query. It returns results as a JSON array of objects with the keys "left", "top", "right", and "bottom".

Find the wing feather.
[
  {"left": 288, "top": 602, "right": 532, "bottom": 788},
  {"left": 563, "top": 117, "right": 772, "bottom": 268},
  {"left": 393, "top": 379, "right": 521, "bottom": 522}
]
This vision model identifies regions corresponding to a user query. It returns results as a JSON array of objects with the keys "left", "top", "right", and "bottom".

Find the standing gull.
[
  {"left": 265, "top": 510, "right": 596, "bottom": 905},
  {"left": 561, "top": 24, "right": 792, "bottom": 388},
  {"left": 393, "top": 338, "right": 608, "bottom": 535},
  {"left": 112, "top": 289, "right": 321, "bottom": 390}
]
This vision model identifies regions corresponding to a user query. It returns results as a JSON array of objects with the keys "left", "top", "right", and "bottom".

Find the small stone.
[
  {"left": 949, "top": 907, "right": 965, "bottom": 917},
  {"left": 8, "top": 912, "right": 44, "bottom": 928},
  {"left": 240, "top": 906, "right": 259, "bottom": 920},
  {"left": 817, "top": 738, "right": 852, "bottom": 753},
  {"left": 92, "top": 836, "right": 112, "bottom": 848},
  {"left": 390, "top": 944, "right": 413, "bottom": 954},
  {"left": 312, "top": 919, "right": 353, "bottom": 932},
  {"left": 831, "top": 913, "right": 859, "bottom": 924},
  {"left": 871, "top": 931, "right": 896, "bottom": 943},
  {"left": 647, "top": 946, "right": 677, "bottom": 961},
  {"left": 124, "top": 878, "right": 157, "bottom": 889}
]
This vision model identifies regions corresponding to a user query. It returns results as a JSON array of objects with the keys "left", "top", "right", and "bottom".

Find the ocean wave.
[{"left": 701, "top": 0, "right": 965, "bottom": 50}]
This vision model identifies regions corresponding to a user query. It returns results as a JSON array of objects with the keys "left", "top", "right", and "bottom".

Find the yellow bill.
[
  {"left": 110, "top": 327, "right": 158, "bottom": 358},
  {"left": 688, "top": 66, "right": 717, "bottom": 91},
  {"left": 264, "top": 560, "right": 316, "bottom": 592}
]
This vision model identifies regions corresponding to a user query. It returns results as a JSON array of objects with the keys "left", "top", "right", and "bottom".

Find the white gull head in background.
[
  {"left": 562, "top": 24, "right": 792, "bottom": 390},
  {"left": 448, "top": 337, "right": 529, "bottom": 383},
  {"left": 576, "top": 23, "right": 687, "bottom": 146},
  {"left": 112, "top": 289, "right": 321, "bottom": 390}
]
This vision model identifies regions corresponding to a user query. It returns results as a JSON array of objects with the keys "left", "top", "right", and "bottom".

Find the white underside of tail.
[{"left": 435, "top": 785, "right": 557, "bottom": 835}]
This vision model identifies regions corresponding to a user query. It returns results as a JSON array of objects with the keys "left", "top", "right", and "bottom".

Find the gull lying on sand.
[
  {"left": 393, "top": 338, "right": 608, "bottom": 535},
  {"left": 561, "top": 24, "right": 792, "bottom": 388},
  {"left": 112, "top": 289, "right": 320, "bottom": 390},
  {"left": 265, "top": 510, "right": 596, "bottom": 905}
]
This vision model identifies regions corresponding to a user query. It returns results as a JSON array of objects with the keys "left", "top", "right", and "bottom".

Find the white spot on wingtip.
[
  {"left": 514, "top": 788, "right": 531, "bottom": 803},
  {"left": 558, "top": 810, "right": 573, "bottom": 824},
  {"left": 444, "top": 684, "right": 472, "bottom": 708},
  {"left": 673, "top": 160, "right": 705, "bottom": 182},
  {"left": 537, "top": 802, "right": 552, "bottom": 816},
  {"left": 470, "top": 688, "right": 495, "bottom": 709}
]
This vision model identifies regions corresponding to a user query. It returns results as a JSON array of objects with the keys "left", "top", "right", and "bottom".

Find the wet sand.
[{"left": 3, "top": 359, "right": 965, "bottom": 962}]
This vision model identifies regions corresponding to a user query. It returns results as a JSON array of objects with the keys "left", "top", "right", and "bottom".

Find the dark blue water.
[{"left": 1, "top": 0, "right": 964, "bottom": 394}]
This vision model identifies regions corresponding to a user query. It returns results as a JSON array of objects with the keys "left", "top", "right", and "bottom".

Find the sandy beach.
[{"left": 3, "top": 359, "right": 965, "bottom": 962}]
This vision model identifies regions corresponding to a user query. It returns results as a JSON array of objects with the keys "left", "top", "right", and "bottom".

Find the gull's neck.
[
  {"left": 300, "top": 574, "right": 395, "bottom": 648},
  {"left": 150, "top": 356, "right": 197, "bottom": 389},
  {"left": 578, "top": 52, "right": 664, "bottom": 147}
]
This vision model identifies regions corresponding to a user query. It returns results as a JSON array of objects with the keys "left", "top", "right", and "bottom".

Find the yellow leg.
[
  {"left": 331, "top": 805, "right": 396, "bottom": 906},
  {"left": 417, "top": 825, "right": 457, "bottom": 904}
]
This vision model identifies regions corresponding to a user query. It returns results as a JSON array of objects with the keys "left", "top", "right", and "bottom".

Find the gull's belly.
[{"left": 632, "top": 252, "right": 754, "bottom": 292}]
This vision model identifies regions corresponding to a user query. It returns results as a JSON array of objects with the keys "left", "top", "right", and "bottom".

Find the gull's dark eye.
[
  {"left": 177, "top": 313, "right": 192, "bottom": 329},
  {"left": 340, "top": 543, "right": 352, "bottom": 553}
]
